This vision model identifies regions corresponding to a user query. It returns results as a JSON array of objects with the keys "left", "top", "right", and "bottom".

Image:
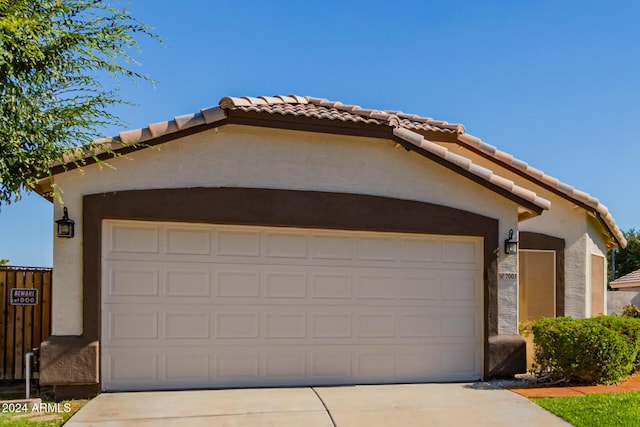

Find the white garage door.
[{"left": 101, "top": 220, "right": 483, "bottom": 391}]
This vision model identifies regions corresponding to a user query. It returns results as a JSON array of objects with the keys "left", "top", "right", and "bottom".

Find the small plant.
[
  {"left": 519, "top": 321, "right": 533, "bottom": 337},
  {"left": 622, "top": 304, "right": 640, "bottom": 318}
]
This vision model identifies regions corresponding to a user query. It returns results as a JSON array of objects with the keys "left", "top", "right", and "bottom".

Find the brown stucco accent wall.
[
  {"left": 519, "top": 231, "right": 566, "bottom": 316},
  {"left": 42, "top": 187, "right": 524, "bottom": 393}
]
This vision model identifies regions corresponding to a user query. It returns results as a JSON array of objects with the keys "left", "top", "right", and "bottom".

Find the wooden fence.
[{"left": 0, "top": 267, "right": 52, "bottom": 381}]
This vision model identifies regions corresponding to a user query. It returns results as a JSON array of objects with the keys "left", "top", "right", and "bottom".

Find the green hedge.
[{"left": 532, "top": 316, "right": 640, "bottom": 384}]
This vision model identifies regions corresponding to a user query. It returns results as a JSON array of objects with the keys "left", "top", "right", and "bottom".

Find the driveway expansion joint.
[{"left": 311, "top": 387, "right": 337, "bottom": 427}]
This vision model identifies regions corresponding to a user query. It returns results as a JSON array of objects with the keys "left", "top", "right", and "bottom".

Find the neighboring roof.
[
  {"left": 34, "top": 94, "right": 625, "bottom": 247},
  {"left": 610, "top": 269, "right": 640, "bottom": 289}
]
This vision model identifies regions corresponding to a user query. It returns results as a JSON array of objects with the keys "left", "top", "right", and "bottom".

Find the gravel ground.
[{"left": 469, "top": 373, "right": 538, "bottom": 390}]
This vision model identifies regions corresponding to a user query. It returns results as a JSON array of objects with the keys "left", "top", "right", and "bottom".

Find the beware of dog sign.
[{"left": 10, "top": 288, "right": 38, "bottom": 306}]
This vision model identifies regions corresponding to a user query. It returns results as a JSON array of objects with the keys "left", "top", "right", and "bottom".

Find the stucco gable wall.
[
  {"left": 519, "top": 195, "right": 591, "bottom": 318},
  {"left": 441, "top": 144, "right": 611, "bottom": 318},
  {"left": 52, "top": 125, "right": 521, "bottom": 336}
]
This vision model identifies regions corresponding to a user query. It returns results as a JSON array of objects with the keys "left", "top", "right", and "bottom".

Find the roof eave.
[
  {"left": 454, "top": 133, "right": 627, "bottom": 249},
  {"left": 36, "top": 97, "right": 551, "bottom": 219}
]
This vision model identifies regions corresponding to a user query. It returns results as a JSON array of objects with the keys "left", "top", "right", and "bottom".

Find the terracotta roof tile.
[
  {"left": 392, "top": 127, "right": 424, "bottom": 147},
  {"left": 174, "top": 112, "right": 205, "bottom": 130},
  {"left": 148, "top": 120, "right": 178, "bottom": 138},
  {"left": 445, "top": 151, "right": 473, "bottom": 170},
  {"left": 259, "top": 96, "right": 285, "bottom": 105},
  {"left": 234, "top": 102, "right": 388, "bottom": 126},
  {"left": 511, "top": 158, "right": 529, "bottom": 170},
  {"left": 475, "top": 142, "right": 495, "bottom": 155},
  {"left": 245, "top": 96, "right": 268, "bottom": 105},
  {"left": 469, "top": 163, "right": 493, "bottom": 180},
  {"left": 219, "top": 96, "right": 251, "bottom": 108},
  {"left": 201, "top": 106, "right": 226, "bottom": 124},
  {"left": 119, "top": 128, "right": 152, "bottom": 144}
]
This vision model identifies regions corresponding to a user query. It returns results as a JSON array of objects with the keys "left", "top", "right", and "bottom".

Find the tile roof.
[
  {"left": 456, "top": 133, "right": 626, "bottom": 248},
  {"left": 610, "top": 269, "right": 640, "bottom": 289},
  {"left": 219, "top": 96, "right": 465, "bottom": 134},
  {"left": 219, "top": 96, "right": 552, "bottom": 212},
  {"left": 40, "top": 94, "right": 625, "bottom": 247}
]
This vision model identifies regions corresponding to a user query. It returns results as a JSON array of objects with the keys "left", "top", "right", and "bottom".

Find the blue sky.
[{"left": 1, "top": 0, "right": 639, "bottom": 267}]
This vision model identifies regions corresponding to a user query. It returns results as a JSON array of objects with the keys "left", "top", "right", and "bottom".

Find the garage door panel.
[
  {"left": 265, "top": 272, "right": 307, "bottom": 298},
  {"left": 356, "top": 313, "right": 395, "bottom": 338},
  {"left": 216, "top": 230, "right": 260, "bottom": 257},
  {"left": 105, "top": 262, "right": 477, "bottom": 306},
  {"left": 442, "top": 346, "right": 480, "bottom": 375},
  {"left": 312, "top": 313, "right": 352, "bottom": 338},
  {"left": 217, "top": 353, "right": 260, "bottom": 380},
  {"left": 216, "top": 271, "right": 260, "bottom": 298},
  {"left": 442, "top": 314, "right": 480, "bottom": 338},
  {"left": 356, "top": 237, "right": 399, "bottom": 261},
  {"left": 400, "top": 239, "right": 438, "bottom": 263},
  {"left": 107, "top": 310, "right": 158, "bottom": 340},
  {"left": 164, "top": 353, "right": 211, "bottom": 381},
  {"left": 398, "top": 276, "right": 438, "bottom": 300},
  {"left": 264, "top": 352, "right": 308, "bottom": 378},
  {"left": 265, "top": 313, "right": 307, "bottom": 338},
  {"left": 165, "top": 269, "right": 211, "bottom": 297},
  {"left": 311, "top": 352, "right": 352, "bottom": 377},
  {"left": 105, "top": 349, "right": 158, "bottom": 384},
  {"left": 108, "top": 268, "right": 159, "bottom": 297},
  {"left": 397, "top": 351, "right": 441, "bottom": 377},
  {"left": 102, "top": 220, "right": 483, "bottom": 391},
  {"left": 398, "top": 314, "right": 438, "bottom": 338},
  {"left": 164, "top": 312, "right": 210, "bottom": 339},
  {"left": 311, "top": 273, "right": 352, "bottom": 299},
  {"left": 109, "top": 224, "right": 160, "bottom": 254},
  {"left": 265, "top": 233, "right": 308, "bottom": 258},
  {"left": 357, "top": 352, "right": 395, "bottom": 378},
  {"left": 103, "top": 304, "right": 480, "bottom": 346},
  {"left": 441, "top": 270, "right": 480, "bottom": 301},
  {"left": 442, "top": 239, "right": 481, "bottom": 265},
  {"left": 165, "top": 227, "right": 211, "bottom": 255},
  {"left": 104, "top": 345, "right": 482, "bottom": 390},
  {"left": 310, "top": 235, "right": 353, "bottom": 260},
  {"left": 356, "top": 275, "right": 396, "bottom": 299},
  {"left": 216, "top": 312, "right": 260, "bottom": 339}
]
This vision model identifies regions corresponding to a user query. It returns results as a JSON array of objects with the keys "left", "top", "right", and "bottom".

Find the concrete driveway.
[{"left": 65, "top": 383, "right": 571, "bottom": 426}]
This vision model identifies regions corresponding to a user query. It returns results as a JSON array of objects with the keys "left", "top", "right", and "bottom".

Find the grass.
[
  {"left": 0, "top": 400, "right": 88, "bottom": 426},
  {"left": 532, "top": 391, "right": 640, "bottom": 427},
  {"left": 0, "top": 382, "right": 89, "bottom": 426}
]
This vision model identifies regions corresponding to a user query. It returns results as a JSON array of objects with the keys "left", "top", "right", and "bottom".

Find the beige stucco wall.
[
  {"left": 608, "top": 290, "right": 640, "bottom": 315},
  {"left": 519, "top": 196, "right": 589, "bottom": 318},
  {"left": 448, "top": 145, "right": 610, "bottom": 319},
  {"left": 51, "top": 125, "right": 521, "bottom": 336}
]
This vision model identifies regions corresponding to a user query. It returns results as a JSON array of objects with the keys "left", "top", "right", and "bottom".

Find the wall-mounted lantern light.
[
  {"left": 56, "top": 207, "right": 75, "bottom": 238},
  {"left": 504, "top": 229, "right": 518, "bottom": 254}
]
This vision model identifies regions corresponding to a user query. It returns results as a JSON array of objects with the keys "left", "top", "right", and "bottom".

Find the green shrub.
[
  {"left": 623, "top": 304, "right": 640, "bottom": 318},
  {"left": 532, "top": 316, "right": 639, "bottom": 384},
  {"left": 592, "top": 316, "right": 640, "bottom": 371}
]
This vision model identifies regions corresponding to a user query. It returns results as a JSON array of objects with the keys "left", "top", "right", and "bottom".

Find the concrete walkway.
[{"left": 66, "top": 383, "right": 571, "bottom": 426}]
